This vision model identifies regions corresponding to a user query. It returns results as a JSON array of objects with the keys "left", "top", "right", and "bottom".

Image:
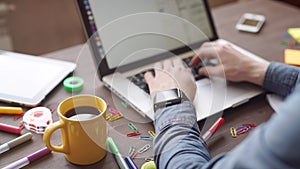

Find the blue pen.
[
  {"left": 107, "top": 137, "right": 129, "bottom": 169},
  {"left": 124, "top": 157, "right": 138, "bottom": 169}
]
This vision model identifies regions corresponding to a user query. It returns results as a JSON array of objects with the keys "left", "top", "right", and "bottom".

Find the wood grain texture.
[{"left": 1, "top": 0, "right": 300, "bottom": 168}]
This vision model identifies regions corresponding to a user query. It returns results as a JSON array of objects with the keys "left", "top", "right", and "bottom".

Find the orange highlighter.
[{"left": 0, "top": 107, "right": 23, "bottom": 115}]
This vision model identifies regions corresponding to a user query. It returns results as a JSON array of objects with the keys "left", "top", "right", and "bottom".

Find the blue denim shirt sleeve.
[
  {"left": 154, "top": 89, "right": 300, "bottom": 169},
  {"left": 154, "top": 62, "right": 300, "bottom": 168},
  {"left": 263, "top": 62, "right": 300, "bottom": 97},
  {"left": 153, "top": 101, "right": 211, "bottom": 169}
]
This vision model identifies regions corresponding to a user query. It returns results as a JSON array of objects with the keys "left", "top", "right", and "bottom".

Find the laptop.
[
  {"left": 0, "top": 50, "right": 76, "bottom": 106},
  {"left": 76, "top": 0, "right": 266, "bottom": 121}
]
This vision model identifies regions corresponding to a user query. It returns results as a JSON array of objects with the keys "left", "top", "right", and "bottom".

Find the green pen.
[{"left": 107, "top": 137, "right": 129, "bottom": 169}]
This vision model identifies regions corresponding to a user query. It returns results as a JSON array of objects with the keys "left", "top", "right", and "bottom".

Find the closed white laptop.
[{"left": 76, "top": 0, "right": 265, "bottom": 121}]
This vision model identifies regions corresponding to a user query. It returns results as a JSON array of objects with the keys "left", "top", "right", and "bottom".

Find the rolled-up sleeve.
[{"left": 263, "top": 62, "right": 300, "bottom": 97}]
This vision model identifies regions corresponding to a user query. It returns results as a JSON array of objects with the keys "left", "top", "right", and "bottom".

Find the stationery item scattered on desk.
[
  {"left": 0, "top": 122, "right": 24, "bottom": 135},
  {"left": 202, "top": 117, "right": 225, "bottom": 142},
  {"left": 13, "top": 114, "right": 23, "bottom": 120},
  {"left": 121, "top": 101, "right": 129, "bottom": 108},
  {"left": 128, "top": 146, "right": 136, "bottom": 156},
  {"left": 124, "top": 156, "right": 138, "bottom": 169},
  {"left": 284, "top": 49, "right": 300, "bottom": 66},
  {"left": 63, "top": 76, "right": 84, "bottom": 92},
  {"left": 0, "top": 132, "right": 33, "bottom": 154},
  {"left": 130, "top": 149, "right": 138, "bottom": 159},
  {"left": 128, "top": 122, "right": 138, "bottom": 132},
  {"left": 148, "top": 130, "right": 156, "bottom": 137},
  {"left": 242, "top": 123, "right": 256, "bottom": 127},
  {"left": 281, "top": 40, "right": 299, "bottom": 47},
  {"left": 230, "top": 123, "right": 256, "bottom": 138},
  {"left": 106, "top": 113, "right": 113, "bottom": 120},
  {"left": 2, "top": 147, "right": 52, "bottom": 169},
  {"left": 127, "top": 131, "right": 141, "bottom": 137},
  {"left": 230, "top": 127, "right": 237, "bottom": 138},
  {"left": 107, "top": 137, "right": 129, "bottom": 169},
  {"left": 110, "top": 113, "right": 124, "bottom": 121},
  {"left": 145, "top": 157, "right": 154, "bottom": 162},
  {"left": 140, "top": 135, "right": 153, "bottom": 141},
  {"left": 0, "top": 106, "right": 23, "bottom": 115},
  {"left": 22, "top": 107, "right": 53, "bottom": 134},
  {"left": 109, "top": 108, "right": 122, "bottom": 115},
  {"left": 138, "top": 144, "right": 151, "bottom": 154},
  {"left": 288, "top": 28, "right": 300, "bottom": 43}
]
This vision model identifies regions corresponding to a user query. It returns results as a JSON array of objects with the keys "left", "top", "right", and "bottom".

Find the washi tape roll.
[{"left": 63, "top": 76, "right": 84, "bottom": 92}]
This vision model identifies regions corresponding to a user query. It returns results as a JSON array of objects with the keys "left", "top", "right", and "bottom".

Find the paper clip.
[
  {"left": 109, "top": 108, "right": 121, "bottom": 115},
  {"left": 230, "top": 127, "right": 237, "bottom": 138},
  {"left": 127, "top": 131, "right": 141, "bottom": 137},
  {"left": 148, "top": 130, "right": 156, "bottom": 137},
  {"left": 128, "top": 122, "right": 138, "bottom": 132},
  {"left": 138, "top": 144, "right": 151, "bottom": 154},
  {"left": 105, "top": 113, "right": 113, "bottom": 120},
  {"left": 130, "top": 150, "right": 138, "bottom": 159},
  {"left": 242, "top": 123, "right": 256, "bottom": 127},
  {"left": 236, "top": 127, "right": 249, "bottom": 135},
  {"left": 140, "top": 136, "right": 153, "bottom": 140},
  {"left": 110, "top": 114, "right": 123, "bottom": 121},
  {"left": 121, "top": 101, "right": 128, "bottom": 108},
  {"left": 145, "top": 157, "right": 154, "bottom": 162},
  {"left": 235, "top": 126, "right": 248, "bottom": 131},
  {"left": 128, "top": 146, "right": 136, "bottom": 156}
]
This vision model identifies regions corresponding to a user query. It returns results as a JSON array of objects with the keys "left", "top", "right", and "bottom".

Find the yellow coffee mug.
[{"left": 43, "top": 95, "right": 107, "bottom": 165}]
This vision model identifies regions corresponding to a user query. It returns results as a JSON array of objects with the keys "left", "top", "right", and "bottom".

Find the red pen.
[{"left": 202, "top": 117, "right": 225, "bottom": 142}]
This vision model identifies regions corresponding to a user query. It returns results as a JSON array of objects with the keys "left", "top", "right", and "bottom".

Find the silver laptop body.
[{"left": 76, "top": 0, "right": 265, "bottom": 121}]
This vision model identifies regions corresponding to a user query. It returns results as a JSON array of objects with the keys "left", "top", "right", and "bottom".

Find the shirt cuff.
[
  {"left": 154, "top": 101, "right": 198, "bottom": 134},
  {"left": 263, "top": 62, "right": 300, "bottom": 97}
]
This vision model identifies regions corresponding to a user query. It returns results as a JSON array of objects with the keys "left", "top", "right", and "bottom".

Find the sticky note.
[
  {"left": 284, "top": 49, "right": 300, "bottom": 66},
  {"left": 288, "top": 28, "right": 300, "bottom": 43}
]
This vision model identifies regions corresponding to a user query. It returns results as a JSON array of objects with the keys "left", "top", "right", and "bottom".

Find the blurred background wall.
[{"left": 0, "top": 0, "right": 298, "bottom": 55}]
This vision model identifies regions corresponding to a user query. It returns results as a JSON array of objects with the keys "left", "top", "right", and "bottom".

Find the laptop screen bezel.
[{"left": 76, "top": 0, "right": 218, "bottom": 80}]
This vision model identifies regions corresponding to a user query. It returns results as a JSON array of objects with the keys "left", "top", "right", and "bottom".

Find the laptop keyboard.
[{"left": 127, "top": 56, "right": 215, "bottom": 94}]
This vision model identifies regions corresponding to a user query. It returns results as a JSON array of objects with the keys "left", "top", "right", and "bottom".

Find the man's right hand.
[{"left": 189, "top": 42, "right": 270, "bottom": 86}]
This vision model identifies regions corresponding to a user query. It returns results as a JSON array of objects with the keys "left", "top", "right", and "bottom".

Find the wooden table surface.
[{"left": 1, "top": 0, "right": 300, "bottom": 168}]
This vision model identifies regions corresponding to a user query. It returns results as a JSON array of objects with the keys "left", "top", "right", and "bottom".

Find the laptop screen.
[{"left": 77, "top": 0, "right": 218, "bottom": 78}]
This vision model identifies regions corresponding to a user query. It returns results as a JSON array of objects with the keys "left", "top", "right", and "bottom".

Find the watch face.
[
  {"left": 155, "top": 89, "right": 180, "bottom": 103},
  {"left": 153, "top": 88, "right": 182, "bottom": 111}
]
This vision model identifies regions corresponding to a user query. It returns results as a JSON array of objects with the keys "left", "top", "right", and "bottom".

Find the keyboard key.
[{"left": 127, "top": 56, "right": 213, "bottom": 93}]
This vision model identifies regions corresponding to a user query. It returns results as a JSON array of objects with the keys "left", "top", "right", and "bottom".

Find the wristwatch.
[{"left": 153, "top": 88, "right": 189, "bottom": 112}]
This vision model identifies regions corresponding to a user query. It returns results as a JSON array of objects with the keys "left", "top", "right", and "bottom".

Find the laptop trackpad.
[{"left": 194, "top": 78, "right": 261, "bottom": 120}]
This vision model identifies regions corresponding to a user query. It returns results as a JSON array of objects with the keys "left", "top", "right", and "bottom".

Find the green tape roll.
[{"left": 63, "top": 76, "right": 84, "bottom": 92}]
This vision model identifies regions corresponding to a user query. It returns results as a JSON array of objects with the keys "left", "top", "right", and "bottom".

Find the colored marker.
[
  {"left": 124, "top": 157, "right": 138, "bottom": 169},
  {"left": 0, "top": 132, "right": 33, "bottom": 154},
  {"left": 0, "top": 106, "right": 23, "bottom": 115},
  {"left": 2, "top": 147, "right": 51, "bottom": 169},
  {"left": 202, "top": 117, "right": 225, "bottom": 142},
  {"left": 107, "top": 137, "right": 129, "bottom": 169},
  {"left": 0, "top": 123, "right": 23, "bottom": 135}
]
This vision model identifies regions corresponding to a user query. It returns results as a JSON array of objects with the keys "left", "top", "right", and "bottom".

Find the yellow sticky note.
[
  {"left": 288, "top": 28, "right": 300, "bottom": 43},
  {"left": 284, "top": 49, "right": 300, "bottom": 66}
]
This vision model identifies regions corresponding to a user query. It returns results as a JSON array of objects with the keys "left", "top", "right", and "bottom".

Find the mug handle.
[{"left": 43, "top": 120, "right": 69, "bottom": 154}]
